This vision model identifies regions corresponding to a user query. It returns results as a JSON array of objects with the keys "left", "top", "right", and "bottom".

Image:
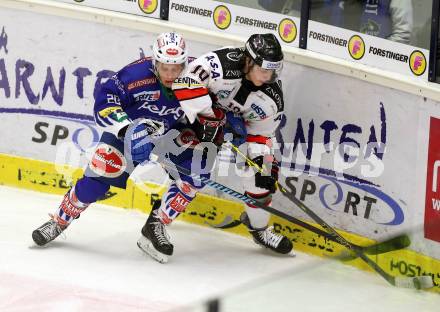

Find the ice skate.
[
  {"left": 240, "top": 212, "right": 294, "bottom": 256},
  {"left": 137, "top": 210, "right": 173, "bottom": 264},
  {"left": 32, "top": 215, "right": 67, "bottom": 246}
]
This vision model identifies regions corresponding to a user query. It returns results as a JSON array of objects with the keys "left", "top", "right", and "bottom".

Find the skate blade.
[
  {"left": 256, "top": 244, "right": 296, "bottom": 257},
  {"left": 253, "top": 239, "right": 296, "bottom": 257},
  {"left": 263, "top": 248, "right": 296, "bottom": 258},
  {"left": 137, "top": 236, "right": 169, "bottom": 264}
]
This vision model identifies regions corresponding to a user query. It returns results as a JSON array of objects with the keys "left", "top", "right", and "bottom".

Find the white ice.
[{"left": 0, "top": 185, "right": 439, "bottom": 312}]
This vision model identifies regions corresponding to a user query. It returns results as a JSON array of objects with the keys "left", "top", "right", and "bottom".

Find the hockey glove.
[
  {"left": 175, "top": 128, "right": 201, "bottom": 149},
  {"left": 224, "top": 112, "right": 247, "bottom": 146},
  {"left": 194, "top": 107, "right": 226, "bottom": 147},
  {"left": 253, "top": 155, "right": 279, "bottom": 194},
  {"left": 128, "top": 119, "right": 165, "bottom": 163}
]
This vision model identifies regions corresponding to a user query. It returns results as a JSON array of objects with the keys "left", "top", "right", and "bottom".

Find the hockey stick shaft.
[
  {"left": 157, "top": 158, "right": 386, "bottom": 254},
  {"left": 228, "top": 144, "right": 433, "bottom": 289},
  {"left": 212, "top": 147, "right": 408, "bottom": 252},
  {"left": 209, "top": 214, "right": 410, "bottom": 257},
  {"left": 158, "top": 157, "right": 428, "bottom": 288}
]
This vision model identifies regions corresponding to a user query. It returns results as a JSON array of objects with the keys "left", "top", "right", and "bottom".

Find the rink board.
[
  {"left": 1, "top": 1, "right": 440, "bottom": 292},
  {"left": 0, "top": 1, "right": 438, "bottom": 255},
  {"left": 1, "top": 152, "right": 440, "bottom": 292}
]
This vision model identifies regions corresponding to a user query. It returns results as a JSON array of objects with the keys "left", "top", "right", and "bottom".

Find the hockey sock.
[
  {"left": 158, "top": 180, "right": 197, "bottom": 224},
  {"left": 244, "top": 191, "right": 272, "bottom": 229},
  {"left": 54, "top": 177, "right": 109, "bottom": 227}
]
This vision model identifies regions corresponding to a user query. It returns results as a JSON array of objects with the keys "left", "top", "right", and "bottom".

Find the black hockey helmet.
[
  {"left": 245, "top": 33, "right": 283, "bottom": 69},
  {"left": 244, "top": 33, "right": 283, "bottom": 82}
]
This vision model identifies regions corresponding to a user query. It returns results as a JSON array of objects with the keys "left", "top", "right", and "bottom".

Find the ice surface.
[{"left": 0, "top": 186, "right": 438, "bottom": 312}]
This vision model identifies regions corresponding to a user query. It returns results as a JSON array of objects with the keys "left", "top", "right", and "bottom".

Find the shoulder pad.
[
  {"left": 120, "top": 58, "right": 154, "bottom": 78},
  {"left": 213, "top": 47, "right": 244, "bottom": 79},
  {"left": 261, "top": 81, "right": 284, "bottom": 112},
  {"left": 127, "top": 57, "right": 153, "bottom": 67},
  {"left": 118, "top": 58, "right": 157, "bottom": 83}
]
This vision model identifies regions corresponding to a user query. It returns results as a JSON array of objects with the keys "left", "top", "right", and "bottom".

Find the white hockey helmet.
[{"left": 152, "top": 32, "right": 188, "bottom": 65}]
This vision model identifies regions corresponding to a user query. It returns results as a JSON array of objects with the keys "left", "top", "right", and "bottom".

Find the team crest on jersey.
[
  {"left": 89, "top": 144, "right": 127, "bottom": 178},
  {"left": 133, "top": 90, "right": 160, "bottom": 103},
  {"left": 217, "top": 90, "right": 231, "bottom": 99}
]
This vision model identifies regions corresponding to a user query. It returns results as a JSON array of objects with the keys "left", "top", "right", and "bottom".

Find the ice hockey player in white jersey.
[{"left": 171, "top": 33, "right": 293, "bottom": 255}]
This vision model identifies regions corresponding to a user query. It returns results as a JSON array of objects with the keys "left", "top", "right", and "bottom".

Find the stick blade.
[
  {"left": 205, "top": 215, "right": 242, "bottom": 229},
  {"left": 364, "top": 234, "right": 411, "bottom": 255},
  {"left": 340, "top": 234, "right": 412, "bottom": 262},
  {"left": 394, "top": 275, "right": 434, "bottom": 289}
]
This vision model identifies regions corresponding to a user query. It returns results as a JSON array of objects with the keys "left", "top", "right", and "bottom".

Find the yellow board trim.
[{"left": 1, "top": 152, "right": 439, "bottom": 292}]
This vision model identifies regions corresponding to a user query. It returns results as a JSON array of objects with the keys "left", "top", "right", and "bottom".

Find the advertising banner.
[
  {"left": 53, "top": 0, "right": 161, "bottom": 19},
  {"left": 211, "top": 59, "right": 440, "bottom": 261},
  {"left": 2, "top": 4, "right": 440, "bottom": 260},
  {"left": 307, "top": 21, "right": 429, "bottom": 79},
  {"left": 257, "top": 62, "right": 421, "bottom": 240},
  {"left": 424, "top": 117, "right": 440, "bottom": 243},
  {"left": 168, "top": 0, "right": 300, "bottom": 48},
  {"left": 0, "top": 7, "right": 217, "bottom": 167}
]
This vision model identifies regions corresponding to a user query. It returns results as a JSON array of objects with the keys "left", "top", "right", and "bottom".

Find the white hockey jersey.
[{"left": 172, "top": 47, "right": 284, "bottom": 142}]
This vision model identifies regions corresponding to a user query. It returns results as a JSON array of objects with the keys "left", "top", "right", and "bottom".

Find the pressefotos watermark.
[{"left": 54, "top": 118, "right": 386, "bottom": 193}]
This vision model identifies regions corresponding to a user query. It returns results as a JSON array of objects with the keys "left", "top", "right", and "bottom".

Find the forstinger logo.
[
  {"left": 278, "top": 18, "right": 297, "bottom": 43},
  {"left": 213, "top": 5, "right": 231, "bottom": 30},
  {"left": 348, "top": 35, "right": 365, "bottom": 60},
  {"left": 409, "top": 50, "right": 426, "bottom": 76},
  {"left": 138, "top": 0, "right": 158, "bottom": 15}
]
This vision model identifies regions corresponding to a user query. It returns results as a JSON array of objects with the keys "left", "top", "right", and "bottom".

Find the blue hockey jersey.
[{"left": 93, "top": 58, "right": 185, "bottom": 138}]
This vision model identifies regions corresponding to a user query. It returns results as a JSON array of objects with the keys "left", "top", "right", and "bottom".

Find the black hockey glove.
[
  {"left": 253, "top": 155, "right": 279, "bottom": 194},
  {"left": 194, "top": 107, "right": 226, "bottom": 147}
]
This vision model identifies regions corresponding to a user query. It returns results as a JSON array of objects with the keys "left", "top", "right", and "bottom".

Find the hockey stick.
[
  {"left": 338, "top": 234, "right": 411, "bottom": 261},
  {"left": 212, "top": 149, "right": 410, "bottom": 255},
  {"left": 157, "top": 156, "right": 431, "bottom": 289},
  {"left": 217, "top": 145, "right": 410, "bottom": 257},
  {"left": 156, "top": 157, "right": 407, "bottom": 256},
  {"left": 228, "top": 144, "right": 434, "bottom": 289},
  {"left": 205, "top": 214, "right": 410, "bottom": 258}
]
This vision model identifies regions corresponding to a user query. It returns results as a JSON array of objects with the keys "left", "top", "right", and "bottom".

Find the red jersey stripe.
[
  {"left": 174, "top": 88, "right": 209, "bottom": 101},
  {"left": 246, "top": 135, "right": 273, "bottom": 147}
]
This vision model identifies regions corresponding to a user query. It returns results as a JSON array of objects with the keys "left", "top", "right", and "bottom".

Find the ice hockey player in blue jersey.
[{"left": 31, "top": 32, "right": 200, "bottom": 257}]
